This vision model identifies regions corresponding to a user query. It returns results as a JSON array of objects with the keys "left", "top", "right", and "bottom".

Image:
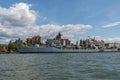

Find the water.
[{"left": 0, "top": 52, "right": 120, "bottom": 80}]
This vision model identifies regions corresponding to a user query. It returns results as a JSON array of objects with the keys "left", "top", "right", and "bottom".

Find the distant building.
[
  {"left": 46, "top": 32, "right": 71, "bottom": 47},
  {"left": 80, "top": 39, "right": 105, "bottom": 49},
  {"left": 26, "top": 35, "right": 42, "bottom": 45},
  {"left": 105, "top": 43, "right": 120, "bottom": 49},
  {"left": 56, "top": 32, "right": 62, "bottom": 40},
  {"left": 14, "top": 35, "right": 42, "bottom": 47}
]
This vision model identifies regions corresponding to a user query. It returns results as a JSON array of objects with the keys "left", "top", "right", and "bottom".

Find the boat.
[
  {"left": 1, "top": 47, "right": 8, "bottom": 54},
  {"left": 17, "top": 46, "right": 100, "bottom": 53}
]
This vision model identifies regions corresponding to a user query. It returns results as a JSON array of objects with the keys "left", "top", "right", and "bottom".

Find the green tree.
[
  {"left": 8, "top": 40, "right": 16, "bottom": 51},
  {"left": 27, "top": 43, "right": 34, "bottom": 47},
  {"left": 0, "top": 44, "right": 7, "bottom": 51}
]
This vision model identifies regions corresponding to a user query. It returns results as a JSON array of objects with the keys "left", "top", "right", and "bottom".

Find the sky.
[{"left": 0, "top": 0, "right": 120, "bottom": 44}]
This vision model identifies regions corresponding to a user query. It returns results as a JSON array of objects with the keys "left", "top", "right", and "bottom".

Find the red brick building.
[{"left": 26, "top": 35, "right": 42, "bottom": 45}]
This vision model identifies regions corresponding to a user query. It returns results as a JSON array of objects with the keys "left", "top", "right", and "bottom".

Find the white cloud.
[
  {"left": 39, "top": 24, "right": 92, "bottom": 40},
  {"left": 103, "top": 37, "right": 120, "bottom": 43},
  {"left": 0, "top": 2, "right": 93, "bottom": 44},
  {"left": 0, "top": 23, "right": 93, "bottom": 44},
  {"left": 102, "top": 21, "right": 120, "bottom": 28},
  {"left": 0, "top": 2, "right": 37, "bottom": 27},
  {"left": 92, "top": 36, "right": 120, "bottom": 43}
]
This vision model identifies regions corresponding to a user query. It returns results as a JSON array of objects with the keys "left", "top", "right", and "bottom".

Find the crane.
[{"left": 88, "top": 36, "right": 96, "bottom": 41}]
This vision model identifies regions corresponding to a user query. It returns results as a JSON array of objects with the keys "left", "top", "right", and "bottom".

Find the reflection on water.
[{"left": 0, "top": 52, "right": 120, "bottom": 80}]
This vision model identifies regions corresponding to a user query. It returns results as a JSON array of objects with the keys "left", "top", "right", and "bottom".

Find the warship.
[
  {"left": 17, "top": 46, "right": 100, "bottom": 53},
  {"left": 17, "top": 46, "right": 118, "bottom": 53}
]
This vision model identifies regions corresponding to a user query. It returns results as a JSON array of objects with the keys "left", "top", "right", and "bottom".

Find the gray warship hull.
[{"left": 17, "top": 47, "right": 100, "bottom": 53}]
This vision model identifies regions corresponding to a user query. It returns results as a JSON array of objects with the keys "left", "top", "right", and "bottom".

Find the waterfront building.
[
  {"left": 105, "top": 43, "right": 120, "bottom": 49},
  {"left": 56, "top": 32, "right": 62, "bottom": 40},
  {"left": 46, "top": 32, "right": 71, "bottom": 48},
  {"left": 79, "top": 39, "right": 105, "bottom": 49},
  {"left": 26, "top": 35, "right": 42, "bottom": 45}
]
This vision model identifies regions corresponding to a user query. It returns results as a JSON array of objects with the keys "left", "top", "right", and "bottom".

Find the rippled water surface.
[{"left": 0, "top": 52, "right": 120, "bottom": 80}]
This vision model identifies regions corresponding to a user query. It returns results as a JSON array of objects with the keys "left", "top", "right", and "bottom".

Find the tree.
[
  {"left": 0, "top": 44, "right": 7, "bottom": 51},
  {"left": 8, "top": 40, "right": 16, "bottom": 51}
]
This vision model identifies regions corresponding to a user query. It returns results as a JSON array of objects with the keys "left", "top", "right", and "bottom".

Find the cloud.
[
  {"left": 0, "top": 23, "right": 93, "bottom": 44},
  {"left": 39, "top": 24, "right": 92, "bottom": 40},
  {"left": 103, "top": 37, "right": 120, "bottom": 43},
  {"left": 0, "top": 2, "right": 37, "bottom": 27},
  {"left": 0, "top": 2, "right": 93, "bottom": 44},
  {"left": 102, "top": 21, "right": 120, "bottom": 28},
  {"left": 93, "top": 36, "right": 120, "bottom": 43}
]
